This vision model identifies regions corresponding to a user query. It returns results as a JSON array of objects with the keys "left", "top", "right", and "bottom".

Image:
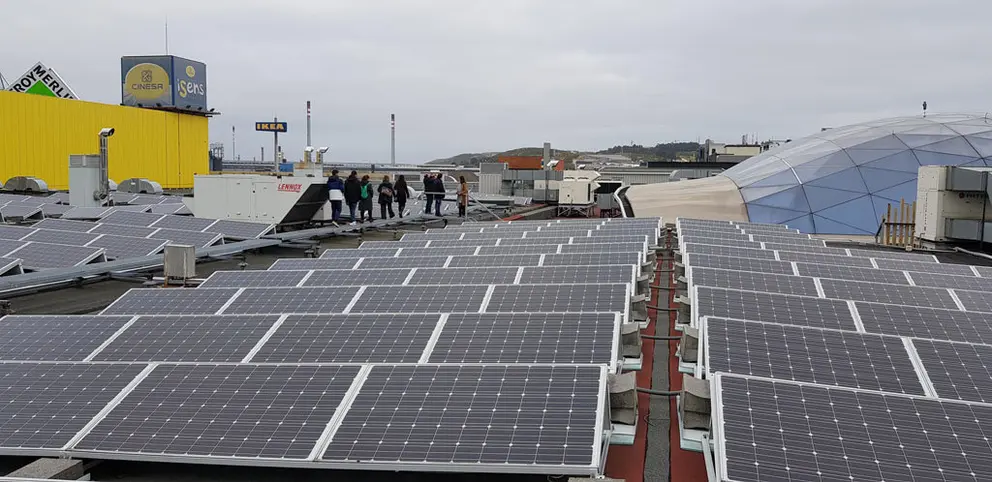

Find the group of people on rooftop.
[{"left": 326, "top": 170, "right": 469, "bottom": 226}]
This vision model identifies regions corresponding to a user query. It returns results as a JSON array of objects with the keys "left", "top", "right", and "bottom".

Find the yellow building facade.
[{"left": 0, "top": 90, "right": 208, "bottom": 190}]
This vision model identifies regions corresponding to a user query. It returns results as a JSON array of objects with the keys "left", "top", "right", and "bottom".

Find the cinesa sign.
[{"left": 120, "top": 55, "right": 207, "bottom": 113}]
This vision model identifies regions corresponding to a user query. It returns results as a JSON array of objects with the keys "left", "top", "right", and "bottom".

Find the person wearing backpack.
[
  {"left": 343, "top": 171, "right": 362, "bottom": 225},
  {"left": 326, "top": 169, "right": 345, "bottom": 226},
  {"left": 433, "top": 174, "right": 445, "bottom": 216},
  {"left": 394, "top": 175, "right": 409, "bottom": 218},
  {"left": 359, "top": 175, "right": 375, "bottom": 222},
  {"left": 378, "top": 175, "right": 395, "bottom": 220}
]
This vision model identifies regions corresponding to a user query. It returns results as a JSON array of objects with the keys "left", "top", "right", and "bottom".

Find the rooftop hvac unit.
[
  {"left": 3, "top": 176, "right": 48, "bottom": 193},
  {"left": 163, "top": 244, "right": 196, "bottom": 280},
  {"left": 118, "top": 178, "right": 163, "bottom": 194},
  {"left": 917, "top": 166, "right": 992, "bottom": 243}
]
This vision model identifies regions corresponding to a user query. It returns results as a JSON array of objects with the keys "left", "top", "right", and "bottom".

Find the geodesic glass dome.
[{"left": 721, "top": 114, "right": 992, "bottom": 234}]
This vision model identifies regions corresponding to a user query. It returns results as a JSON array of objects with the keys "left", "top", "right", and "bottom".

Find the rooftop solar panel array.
[
  {"left": 0, "top": 217, "right": 663, "bottom": 475},
  {"left": 676, "top": 217, "right": 992, "bottom": 482}
]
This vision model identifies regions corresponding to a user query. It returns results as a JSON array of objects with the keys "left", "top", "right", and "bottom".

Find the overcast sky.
[{"left": 3, "top": 0, "right": 989, "bottom": 163}]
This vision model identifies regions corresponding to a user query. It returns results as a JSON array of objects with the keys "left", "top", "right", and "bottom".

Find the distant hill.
[{"left": 428, "top": 142, "right": 699, "bottom": 166}]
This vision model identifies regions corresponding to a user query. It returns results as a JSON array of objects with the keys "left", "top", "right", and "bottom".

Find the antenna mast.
[{"left": 165, "top": 17, "right": 169, "bottom": 54}]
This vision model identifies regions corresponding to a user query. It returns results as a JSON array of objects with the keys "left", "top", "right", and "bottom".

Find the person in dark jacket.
[
  {"left": 423, "top": 173, "right": 434, "bottom": 214},
  {"left": 343, "top": 171, "right": 362, "bottom": 224},
  {"left": 359, "top": 175, "right": 375, "bottom": 222},
  {"left": 326, "top": 169, "right": 345, "bottom": 226},
  {"left": 377, "top": 175, "right": 395, "bottom": 220},
  {"left": 394, "top": 175, "right": 409, "bottom": 218},
  {"left": 433, "top": 174, "right": 445, "bottom": 216}
]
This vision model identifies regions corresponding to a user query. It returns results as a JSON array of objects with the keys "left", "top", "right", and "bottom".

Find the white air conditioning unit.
[
  {"left": 916, "top": 166, "right": 992, "bottom": 243},
  {"left": 163, "top": 244, "right": 196, "bottom": 279}
]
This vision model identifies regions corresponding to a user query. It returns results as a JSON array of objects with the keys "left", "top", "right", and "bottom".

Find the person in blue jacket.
[{"left": 326, "top": 169, "right": 345, "bottom": 226}]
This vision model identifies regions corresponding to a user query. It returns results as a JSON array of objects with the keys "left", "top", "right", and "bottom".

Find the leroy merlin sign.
[{"left": 5, "top": 62, "right": 77, "bottom": 99}]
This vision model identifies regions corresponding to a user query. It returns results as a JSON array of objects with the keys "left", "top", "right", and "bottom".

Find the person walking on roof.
[
  {"left": 423, "top": 173, "right": 434, "bottom": 214},
  {"left": 343, "top": 171, "right": 361, "bottom": 225},
  {"left": 434, "top": 174, "right": 445, "bottom": 216},
  {"left": 457, "top": 175, "right": 469, "bottom": 218},
  {"left": 359, "top": 174, "right": 375, "bottom": 222},
  {"left": 326, "top": 169, "right": 345, "bottom": 226},
  {"left": 378, "top": 175, "right": 396, "bottom": 220},
  {"left": 394, "top": 175, "right": 409, "bottom": 218}
]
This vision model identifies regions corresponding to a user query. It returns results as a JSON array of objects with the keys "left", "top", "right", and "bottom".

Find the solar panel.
[
  {"left": 525, "top": 230, "right": 591, "bottom": 239},
  {"left": 22, "top": 229, "right": 101, "bottom": 246},
  {"left": 794, "top": 263, "right": 910, "bottom": 284},
  {"left": 408, "top": 267, "right": 518, "bottom": 285},
  {"left": 268, "top": 258, "right": 357, "bottom": 271},
  {"left": 402, "top": 232, "right": 465, "bottom": 240},
  {"left": 0, "top": 363, "right": 146, "bottom": 451},
  {"left": 32, "top": 218, "right": 96, "bottom": 233},
  {"left": 427, "top": 239, "right": 498, "bottom": 248},
  {"left": 0, "top": 315, "right": 131, "bottom": 361},
  {"left": 680, "top": 243, "right": 778, "bottom": 261},
  {"left": 686, "top": 231, "right": 750, "bottom": 241},
  {"left": 320, "top": 365, "right": 603, "bottom": 472},
  {"left": 684, "top": 253, "right": 793, "bottom": 275},
  {"left": 320, "top": 248, "right": 399, "bottom": 258},
  {"left": 151, "top": 228, "right": 223, "bottom": 248},
  {"left": 11, "top": 242, "right": 105, "bottom": 269},
  {"left": 715, "top": 373, "right": 992, "bottom": 482},
  {"left": 737, "top": 226, "right": 800, "bottom": 235},
  {"left": 207, "top": 219, "right": 275, "bottom": 239},
  {"left": 751, "top": 236, "right": 825, "bottom": 248},
  {"left": 760, "top": 242, "right": 848, "bottom": 255},
  {"left": 397, "top": 246, "right": 480, "bottom": 257},
  {"left": 488, "top": 284, "right": 628, "bottom": 314},
  {"left": 855, "top": 301, "right": 992, "bottom": 343},
  {"left": 498, "top": 237, "right": 573, "bottom": 246},
  {"left": 303, "top": 268, "right": 412, "bottom": 287},
  {"left": 149, "top": 215, "right": 218, "bottom": 232},
  {"left": 680, "top": 236, "right": 761, "bottom": 249},
  {"left": 349, "top": 285, "right": 489, "bottom": 313},
  {"left": 704, "top": 317, "right": 924, "bottom": 394},
  {"left": 0, "top": 225, "right": 33, "bottom": 240},
  {"left": 357, "top": 240, "right": 428, "bottom": 249},
  {"left": 874, "top": 259, "right": 973, "bottom": 276},
  {"left": 559, "top": 242, "right": 647, "bottom": 256},
  {"left": 87, "top": 235, "right": 168, "bottom": 259},
  {"left": 847, "top": 247, "right": 937, "bottom": 262},
  {"left": 819, "top": 278, "right": 958, "bottom": 310},
  {"left": 476, "top": 245, "right": 560, "bottom": 256},
  {"left": 447, "top": 254, "right": 544, "bottom": 268},
  {"left": 106, "top": 202, "right": 147, "bottom": 211},
  {"left": 0, "top": 240, "right": 25, "bottom": 257},
  {"left": 147, "top": 203, "right": 191, "bottom": 215},
  {"left": 38, "top": 203, "right": 72, "bottom": 217},
  {"left": 690, "top": 267, "right": 819, "bottom": 297},
  {"left": 200, "top": 270, "right": 310, "bottom": 288},
  {"left": 74, "top": 364, "right": 361, "bottom": 459},
  {"left": 89, "top": 223, "right": 160, "bottom": 238},
  {"left": 221, "top": 287, "right": 359, "bottom": 315},
  {"left": 775, "top": 250, "right": 875, "bottom": 268},
  {"left": 519, "top": 265, "right": 636, "bottom": 285},
  {"left": 912, "top": 338, "right": 992, "bottom": 402},
  {"left": 694, "top": 286, "right": 856, "bottom": 330},
  {"left": 61, "top": 206, "right": 112, "bottom": 220},
  {"left": 101, "top": 288, "right": 239, "bottom": 315},
  {"left": 429, "top": 313, "right": 618, "bottom": 365},
  {"left": 359, "top": 256, "right": 452, "bottom": 269},
  {"left": 0, "top": 204, "right": 41, "bottom": 220},
  {"left": 91, "top": 315, "right": 279, "bottom": 362},
  {"left": 908, "top": 271, "right": 992, "bottom": 291},
  {"left": 976, "top": 266, "right": 992, "bottom": 278},
  {"left": 543, "top": 252, "right": 641, "bottom": 266},
  {"left": 954, "top": 288, "right": 992, "bottom": 312},
  {"left": 250, "top": 313, "right": 439, "bottom": 363},
  {"left": 461, "top": 232, "right": 526, "bottom": 241},
  {"left": 99, "top": 210, "right": 164, "bottom": 227}
]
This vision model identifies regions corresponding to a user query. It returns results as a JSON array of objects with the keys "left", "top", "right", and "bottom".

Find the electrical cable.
[
  {"left": 636, "top": 387, "right": 680, "bottom": 396},
  {"left": 647, "top": 304, "right": 678, "bottom": 311},
  {"left": 641, "top": 334, "right": 680, "bottom": 340}
]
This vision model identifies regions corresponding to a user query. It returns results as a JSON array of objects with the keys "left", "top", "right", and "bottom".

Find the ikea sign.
[{"left": 256, "top": 122, "right": 288, "bottom": 132}]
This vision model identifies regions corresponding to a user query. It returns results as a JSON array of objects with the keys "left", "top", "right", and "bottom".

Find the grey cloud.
[{"left": 2, "top": 0, "right": 990, "bottom": 162}]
